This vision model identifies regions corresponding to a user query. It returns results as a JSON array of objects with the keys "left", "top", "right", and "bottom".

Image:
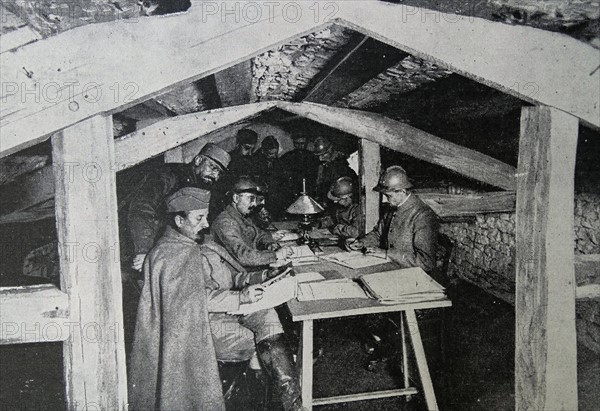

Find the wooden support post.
[
  {"left": 515, "top": 106, "right": 578, "bottom": 410},
  {"left": 52, "top": 115, "right": 128, "bottom": 410},
  {"left": 359, "top": 139, "right": 380, "bottom": 235}
]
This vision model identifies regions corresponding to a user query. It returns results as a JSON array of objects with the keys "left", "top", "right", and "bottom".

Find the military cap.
[
  {"left": 198, "top": 143, "right": 230, "bottom": 170},
  {"left": 166, "top": 187, "right": 211, "bottom": 212}
]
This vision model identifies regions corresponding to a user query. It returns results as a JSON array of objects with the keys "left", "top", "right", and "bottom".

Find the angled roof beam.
[
  {"left": 214, "top": 60, "right": 255, "bottom": 107},
  {"left": 336, "top": 1, "right": 599, "bottom": 128},
  {"left": 277, "top": 101, "right": 517, "bottom": 190},
  {"left": 0, "top": 2, "right": 332, "bottom": 158},
  {"left": 301, "top": 34, "right": 407, "bottom": 105}
]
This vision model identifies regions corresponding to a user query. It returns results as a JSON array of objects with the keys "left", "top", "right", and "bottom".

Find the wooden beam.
[
  {"left": 0, "top": 284, "right": 69, "bottom": 345},
  {"left": 337, "top": 2, "right": 599, "bottom": 128},
  {"left": 0, "top": 154, "right": 49, "bottom": 185},
  {"left": 303, "top": 35, "right": 407, "bottom": 105},
  {"left": 417, "top": 191, "right": 516, "bottom": 218},
  {"left": 575, "top": 254, "right": 600, "bottom": 286},
  {"left": 214, "top": 60, "right": 255, "bottom": 106},
  {"left": 0, "top": 2, "right": 331, "bottom": 158},
  {"left": 276, "top": 102, "right": 517, "bottom": 190},
  {"left": 0, "top": 103, "right": 276, "bottom": 222},
  {"left": 0, "top": 165, "right": 54, "bottom": 216},
  {"left": 52, "top": 115, "right": 127, "bottom": 410},
  {"left": 0, "top": 26, "right": 41, "bottom": 53},
  {"left": 515, "top": 106, "right": 578, "bottom": 410},
  {"left": 358, "top": 139, "right": 380, "bottom": 234},
  {"left": 3, "top": 2, "right": 598, "bottom": 160},
  {"left": 115, "top": 102, "right": 276, "bottom": 168}
]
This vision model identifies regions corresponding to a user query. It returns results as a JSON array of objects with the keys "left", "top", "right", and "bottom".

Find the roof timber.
[
  {"left": 0, "top": 101, "right": 517, "bottom": 223},
  {"left": 0, "top": 1, "right": 598, "bottom": 159},
  {"left": 336, "top": 2, "right": 599, "bottom": 127},
  {"left": 278, "top": 102, "right": 517, "bottom": 190}
]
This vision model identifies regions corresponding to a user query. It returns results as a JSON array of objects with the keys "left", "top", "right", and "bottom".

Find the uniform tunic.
[
  {"left": 200, "top": 243, "right": 283, "bottom": 361},
  {"left": 212, "top": 204, "right": 277, "bottom": 268},
  {"left": 362, "top": 194, "right": 439, "bottom": 272},
  {"left": 129, "top": 226, "right": 225, "bottom": 411}
]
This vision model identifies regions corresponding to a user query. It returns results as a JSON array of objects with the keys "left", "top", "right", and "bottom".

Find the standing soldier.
[
  {"left": 313, "top": 136, "right": 357, "bottom": 205},
  {"left": 127, "top": 143, "right": 230, "bottom": 271}
]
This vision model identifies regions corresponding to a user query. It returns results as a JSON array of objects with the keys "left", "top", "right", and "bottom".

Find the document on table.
[
  {"left": 297, "top": 279, "right": 370, "bottom": 301},
  {"left": 229, "top": 277, "right": 297, "bottom": 315},
  {"left": 322, "top": 250, "right": 390, "bottom": 269},
  {"left": 287, "top": 245, "right": 319, "bottom": 266},
  {"left": 359, "top": 267, "right": 446, "bottom": 304}
]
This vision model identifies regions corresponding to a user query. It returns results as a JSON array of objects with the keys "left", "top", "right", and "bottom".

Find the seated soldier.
[
  {"left": 199, "top": 216, "right": 304, "bottom": 411},
  {"left": 320, "top": 176, "right": 360, "bottom": 239},
  {"left": 212, "top": 176, "right": 292, "bottom": 269}
]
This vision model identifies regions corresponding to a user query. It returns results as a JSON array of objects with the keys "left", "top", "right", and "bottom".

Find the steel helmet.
[
  {"left": 313, "top": 136, "right": 333, "bottom": 156},
  {"left": 327, "top": 176, "right": 354, "bottom": 201},
  {"left": 373, "top": 166, "right": 413, "bottom": 192},
  {"left": 232, "top": 176, "right": 262, "bottom": 195},
  {"left": 197, "top": 143, "right": 230, "bottom": 170}
]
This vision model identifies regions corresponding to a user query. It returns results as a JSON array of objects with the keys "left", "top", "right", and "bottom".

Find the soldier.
[
  {"left": 313, "top": 136, "right": 357, "bottom": 205},
  {"left": 212, "top": 176, "right": 292, "bottom": 269},
  {"left": 346, "top": 165, "right": 439, "bottom": 272},
  {"left": 320, "top": 176, "right": 360, "bottom": 239},
  {"left": 129, "top": 187, "right": 224, "bottom": 411},
  {"left": 228, "top": 128, "right": 258, "bottom": 178},
  {"left": 346, "top": 166, "right": 440, "bottom": 366},
  {"left": 127, "top": 143, "right": 230, "bottom": 271},
  {"left": 278, "top": 134, "right": 320, "bottom": 210}
]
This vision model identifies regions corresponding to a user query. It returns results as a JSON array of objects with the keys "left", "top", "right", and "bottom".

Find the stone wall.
[{"left": 440, "top": 192, "right": 600, "bottom": 352}]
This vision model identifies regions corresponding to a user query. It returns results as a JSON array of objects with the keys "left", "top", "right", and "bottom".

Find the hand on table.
[
  {"left": 344, "top": 238, "right": 363, "bottom": 251},
  {"left": 271, "top": 231, "right": 285, "bottom": 242},
  {"left": 240, "top": 285, "right": 264, "bottom": 304}
]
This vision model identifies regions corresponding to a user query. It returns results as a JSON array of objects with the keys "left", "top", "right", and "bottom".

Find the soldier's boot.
[{"left": 256, "top": 334, "right": 304, "bottom": 411}]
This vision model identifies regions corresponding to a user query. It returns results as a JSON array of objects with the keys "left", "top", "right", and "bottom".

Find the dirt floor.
[{"left": 1, "top": 280, "right": 598, "bottom": 410}]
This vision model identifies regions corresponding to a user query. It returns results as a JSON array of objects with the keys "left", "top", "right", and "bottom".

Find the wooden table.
[{"left": 287, "top": 252, "right": 452, "bottom": 410}]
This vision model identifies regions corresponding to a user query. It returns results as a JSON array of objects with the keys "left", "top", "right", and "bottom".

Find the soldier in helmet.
[
  {"left": 347, "top": 166, "right": 439, "bottom": 368},
  {"left": 212, "top": 176, "right": 293, "bottom": 269},
  {"left": 127, "top": 143, "right": 231, "bottom": 271},
  {"left": 278, "top": 134, "right": 320, "bottom": 214},
  {"left": 313, "top": 136, "right": 357, "bottom": 205},
  {"left": 320, "top": 176, "right": 360, "bottom": 239},
  {"left": 346, "top": 165, "right": 439, "bottom": 272}
]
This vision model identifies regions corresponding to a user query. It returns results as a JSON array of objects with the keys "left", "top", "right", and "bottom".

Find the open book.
[
  {"left": 229, "top": 277, "right": 297, "bottom": 315},
  {"left": 359, "top": 267, "right": 446, "bottom": 304},
  {"left": 322, "top": 250, "right": 390, "bottom": 269}
]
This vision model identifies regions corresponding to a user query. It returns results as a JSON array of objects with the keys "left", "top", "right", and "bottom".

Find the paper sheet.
[
  {"left": 286, "top": 245, "right": 319, "bottom": 266},
  {"left": 275, "top": 229, "right": 301, "bottom": 242},
  {"left": 322, "top": 250, "right": 390, "bottom": 269},
  {"left": 229, "top": 277, "right": 297, "bottom": 315},
  {"left": 297, "top": 279, "right": 369, "bottom": 301}
]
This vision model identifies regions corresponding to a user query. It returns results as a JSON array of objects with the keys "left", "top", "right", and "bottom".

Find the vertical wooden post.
[
  {"left": 52, "top": 115, "right": 128, "bottom": 410},
  {"left": 515, "top": 106, "right": 578, "bottom": 410},
  {"left": 359, "top": 139, "right": 380, "bottom": 235}
]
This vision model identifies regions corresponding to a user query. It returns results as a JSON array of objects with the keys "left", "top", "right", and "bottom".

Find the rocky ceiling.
[{"left": 1, "top": 0, "right": 599, "bottom": 187}]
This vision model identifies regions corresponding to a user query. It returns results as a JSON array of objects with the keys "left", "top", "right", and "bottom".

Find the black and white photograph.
[{"left": 0, "top": 1, "right": 599, "bottom": 410}]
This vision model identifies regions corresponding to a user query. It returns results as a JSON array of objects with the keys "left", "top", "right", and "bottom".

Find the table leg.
[
  {"left": 298, "top": 320, "right": 314, "bottom": 410},
  {"left": 405, "top": 310, "right": 439, "bottom": 411},
  {"left": 400, "top": 314, "right": 410, "bottom": 390}
]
